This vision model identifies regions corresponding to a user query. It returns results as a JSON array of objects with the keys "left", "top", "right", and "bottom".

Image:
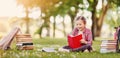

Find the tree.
[
  {"left": 35, "top": 0, "right": 59, "bottom": 38},
  {"left": 16, "top": 0, "right": 120, "bottom": 39},
  {"left": 33, "top": 0, "right": 84, "bottom": 38},
  {"left": 105, "top": 0, "right": 120, "bottom": 28},
  {"left": 56, "top": 0, "right": 83, "bottom": 29},
  {"left": 16, "top": 0, "right": 59, "bottom": 37},
  {"left": 52, "top": 0, "right": 83, "bottom": 37},
  {"left": 16, "top": 0, "right": 36, "bottom": 34},
  {"left": 87, "top": 0, "right": 119, "bottom": 40},
  {"left": 56, "top": 0, "right": 118, "bottom": 40}
]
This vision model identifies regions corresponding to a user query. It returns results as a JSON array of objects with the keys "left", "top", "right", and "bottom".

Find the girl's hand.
[
  {"left": 80, "top": 39, "right": 87, "bottom": 44},
  {"left": 68, "top": 34, "right": 74, "bottom": 37}
]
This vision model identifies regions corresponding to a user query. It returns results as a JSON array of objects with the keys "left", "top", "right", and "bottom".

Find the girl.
[{"left": 60, "top": 16, "right": 93, "bottom": 52}]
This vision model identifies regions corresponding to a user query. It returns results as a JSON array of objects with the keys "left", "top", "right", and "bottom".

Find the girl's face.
[{"left": 75, "top": 19, "right": 85, "bottom": 31}]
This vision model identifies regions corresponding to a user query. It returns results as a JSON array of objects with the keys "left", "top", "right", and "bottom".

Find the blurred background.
[{"left": 0, "top": 0, "right": 120, "bottom": 40}]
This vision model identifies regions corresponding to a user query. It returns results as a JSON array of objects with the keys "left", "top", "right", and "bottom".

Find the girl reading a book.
[{"left": 59, "top": 16, "right": 93, "bottom": 52}]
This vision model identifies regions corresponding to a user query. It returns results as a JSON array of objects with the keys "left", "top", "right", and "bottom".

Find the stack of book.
[
  {"left": 16, "top": 34, "right": 34, "bottom": 50},
  {"left": 100, "top": 40, "right": 117, "bottom": 53}
]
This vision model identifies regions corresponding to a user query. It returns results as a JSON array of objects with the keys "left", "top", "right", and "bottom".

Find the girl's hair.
[{"left": 74, "top": 16, "right": 86, "bottom": 24}]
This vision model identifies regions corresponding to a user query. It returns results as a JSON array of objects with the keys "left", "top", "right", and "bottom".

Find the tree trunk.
[
  {"left": 91, "top": 0, "right": 98, "bottom": 40},
  {"left": 46, "top": 26, "right": 50, "bottom": 37},
  {"left": 46, "top": 19, "right": 50, "bottom": 37},
  {"left": 62, "top": 17, "right": 66, "bottom": 36},
  {"left": 91, "top": 11, "right": 97, "bottom": 41},
  {"left": 53, "top": 16, "right": 56, "bottom": 38},
  {"left": 96, "top": 0, "right": 109, "bottom": 36},
  {"left": 25, "top": 7, "right": 29, "bottom": 34},
  {"left": 71, "top": 16, "right": 74, "bottom": 30},
  {"left": 69, "top": 10, "right": 79, "bottom": 30},
  {"left": 68, "top": 12, "right": 74, "bottom": 30},
  {"left": 39, "top": 25, "right": 43, "bottom": 38},
  {"left": 43, "top": 16, "right": 50, "bottom": 37}
]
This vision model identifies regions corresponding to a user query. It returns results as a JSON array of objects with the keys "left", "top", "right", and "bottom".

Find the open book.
[{"left": 67, "top": 34, "right": 82, "bottom": 49}]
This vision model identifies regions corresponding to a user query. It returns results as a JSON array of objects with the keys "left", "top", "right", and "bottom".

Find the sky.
[
  {"left": 0, "top": 0, "right": 101, "bottom": 18},
  {"left": 0, "top": 0, "right": 40, "bottom": 18},
  {"left": 0, "top": 0, "right": 20, "bottom": 17}
]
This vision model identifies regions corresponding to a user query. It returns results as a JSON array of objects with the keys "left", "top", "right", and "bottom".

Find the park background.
[{"left": 0, "top": 0, "right": 120, "bottom": 58}]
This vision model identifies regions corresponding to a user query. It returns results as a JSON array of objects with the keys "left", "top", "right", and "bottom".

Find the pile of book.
[
  {"left": 100, "top": 40, "right": 117, "bottom": 53},
  {"left": 15, "top": 34, "right": 34, "bottom": 50}
]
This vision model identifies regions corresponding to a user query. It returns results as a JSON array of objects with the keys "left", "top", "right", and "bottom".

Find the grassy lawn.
[{"left": 0, "top": 37, "right": 120, "bottom": 58}]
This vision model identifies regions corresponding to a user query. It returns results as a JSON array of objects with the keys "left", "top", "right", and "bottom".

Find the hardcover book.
[{"left": 67, "top": 34, "right": 82, "bottom": 49}]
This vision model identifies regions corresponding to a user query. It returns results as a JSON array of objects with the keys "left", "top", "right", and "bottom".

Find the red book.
[{"left": 67, "top": 34, "right": 82, "bottom": 49}]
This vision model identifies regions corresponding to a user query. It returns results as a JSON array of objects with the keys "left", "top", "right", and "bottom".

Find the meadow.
[{"left": 0, "top": 37, "right": 120, "bottom": 58}]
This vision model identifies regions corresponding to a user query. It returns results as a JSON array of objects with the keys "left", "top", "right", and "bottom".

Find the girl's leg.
[
  {"left": 59, "top": 46, "right": 71, "bottom": 52},
  {"left": 63, "top": 46, "right": 71, "bottom": 49},
  {"left": 72, "top": 44, "right": 92, "bottom": 52},
  {"left": 87, "top": 45, "right": 92, "bottom": 52}
]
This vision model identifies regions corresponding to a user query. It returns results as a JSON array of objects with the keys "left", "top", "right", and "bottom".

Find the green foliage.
[
  {"left": 16, "top": 0, "right": 120, "bottom": 37},
  {"left": 105, "top": 9, "right": 120, "bottom": 28},
  {"left": 87, "top": 0, "right": 96, "bottom": 11},
  {"left": 116, "top": 18, "right": 120, "bottom": 26},
  {"left": 50, "top": 0, "right": 84, "bottom": 16},
  {"left": 109, "top": 0, "right": 120, "bottom": 6}
]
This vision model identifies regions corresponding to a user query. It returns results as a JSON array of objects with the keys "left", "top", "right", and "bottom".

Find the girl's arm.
[
  {"left": 87, "top": 31, "right": 93, "bottom": 45},
  {"left": 72, "top": 28, "right": 79, "bottom": 36}
]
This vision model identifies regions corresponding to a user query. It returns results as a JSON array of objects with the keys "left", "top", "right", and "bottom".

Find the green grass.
[{"left": 0, "top": 37, "right": 120, "bottom": 58}]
